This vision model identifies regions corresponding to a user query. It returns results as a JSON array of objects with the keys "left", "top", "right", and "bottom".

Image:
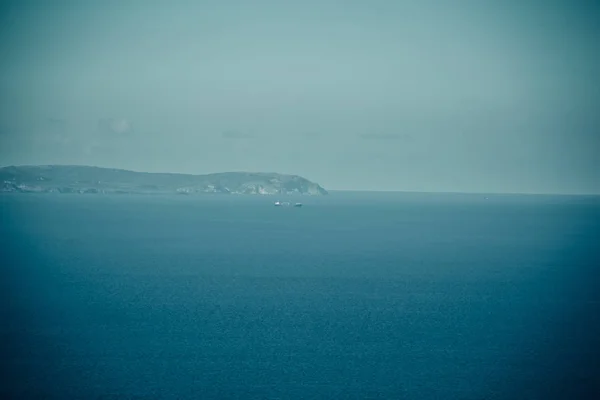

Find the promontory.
[{"left": 0, "top": 165, "right": 328, "bottom": 196}]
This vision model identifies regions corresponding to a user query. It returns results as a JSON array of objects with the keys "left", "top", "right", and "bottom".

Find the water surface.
[{"left": 2, "top": 192, "right": 599, "bottom": 399}]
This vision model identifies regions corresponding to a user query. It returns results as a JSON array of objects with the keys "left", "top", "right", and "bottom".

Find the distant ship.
[{"left": 274, "top": 201, "right": 301, "bottom": 207}]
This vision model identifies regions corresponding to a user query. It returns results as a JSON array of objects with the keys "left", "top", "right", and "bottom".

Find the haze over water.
[
  {"left": 1, "top": 0, "right": 599, "bottom": 193},
  {"left": 2, "top": 0, "right": 600, "bottom": 398}
]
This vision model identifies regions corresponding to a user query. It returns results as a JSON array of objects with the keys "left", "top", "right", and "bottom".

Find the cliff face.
[{"left": 0, "top": 165, "right": 328, "bottom": 196}]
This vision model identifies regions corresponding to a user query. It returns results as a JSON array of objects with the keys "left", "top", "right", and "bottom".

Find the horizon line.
[
  {"left": 2, "top": 164, "right": 598, "bottom": 197},
  {"left": 327, "top": 189, "right": 600, "bottom": 197}
]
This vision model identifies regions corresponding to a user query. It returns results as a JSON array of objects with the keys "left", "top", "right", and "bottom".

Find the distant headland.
[{"left": 0, "top": 165, "right": 328, "bottom": 196}]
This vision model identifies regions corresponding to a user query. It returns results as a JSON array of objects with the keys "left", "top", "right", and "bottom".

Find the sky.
[{"left": 0, "top": 0, "right": 599, "bottom": 193}]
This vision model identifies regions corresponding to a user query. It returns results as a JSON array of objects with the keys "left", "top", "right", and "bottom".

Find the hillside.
[{"left": 0, "top": 165, "right": 328, "bottom": 195}]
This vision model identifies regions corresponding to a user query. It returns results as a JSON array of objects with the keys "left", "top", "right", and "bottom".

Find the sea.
[{"left": 1, "top": 192, "right": 599, "bottom": 399}]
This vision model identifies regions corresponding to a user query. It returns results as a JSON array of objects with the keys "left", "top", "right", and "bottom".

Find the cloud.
[
  {"left": 221, "top": 131, "right": 253, "bottom": 139},
  {"left": 359, "top": 133, "right": 413, "bottom": 141},
  {"left": 98, "top": 118, "right": 133, "bottom": 135}
]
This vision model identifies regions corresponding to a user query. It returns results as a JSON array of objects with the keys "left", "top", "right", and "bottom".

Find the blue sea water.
[{"left": 1, "top": 192, "right": 599, "bottom": 399}]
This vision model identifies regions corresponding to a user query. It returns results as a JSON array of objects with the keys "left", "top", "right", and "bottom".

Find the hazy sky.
[{"left": 1, "top": 0, "right": 599, "bottom": 193}]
